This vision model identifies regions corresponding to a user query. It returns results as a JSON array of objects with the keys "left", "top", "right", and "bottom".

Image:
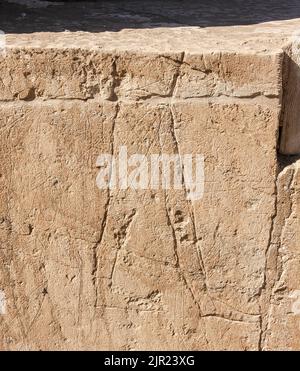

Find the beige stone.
[
  {"left": 263, "top": 160, "right": 300, "bottom": 350},
  {"left": 0, "top": 0, "right": 300, "bottom": 351}
]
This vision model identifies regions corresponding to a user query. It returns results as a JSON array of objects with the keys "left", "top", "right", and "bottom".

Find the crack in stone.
[
  {"left": 110, "top": 208, "right": 137, "bottom": 282},
  {"left": 92, "top": 103, "right": 120, "bottom": 308},
  {"left": 260, "top": 157, "right": 299, "bottom": 350},
  {"left": 156, "top": 107, "right": 205, "bottom": 317},
  {"left": 258, "top": 168, "right": 279, "bottom": 350},
  {"left": 168, "top": 104, "right": 207, "bottom": 284},
  {"left": 202, "top": 313, "right": 259, "bottom": 325}
]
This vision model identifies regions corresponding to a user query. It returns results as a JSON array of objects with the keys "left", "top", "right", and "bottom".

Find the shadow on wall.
[
  {"left": 280, "top": 53, "right": 300, "bottom": 155},
  {"left": 1, "top": 0, "right": 300, "bottom": 33}
]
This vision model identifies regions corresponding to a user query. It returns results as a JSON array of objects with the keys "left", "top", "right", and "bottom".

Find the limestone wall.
[{"left": 0, "top": 0, "right": 299, "bottom": 351}]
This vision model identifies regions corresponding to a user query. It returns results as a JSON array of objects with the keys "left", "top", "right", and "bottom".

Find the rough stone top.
[{"left": 1, "top": 0, "right": 300, "bottom": 54}]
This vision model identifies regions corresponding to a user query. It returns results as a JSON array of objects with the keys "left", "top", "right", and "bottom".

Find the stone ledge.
[
  {"left": 0, "top": 0, "right": 300, "bottom": 350},
  {"left": 1, "top": 1, "right": 300, "bottom": 153}
]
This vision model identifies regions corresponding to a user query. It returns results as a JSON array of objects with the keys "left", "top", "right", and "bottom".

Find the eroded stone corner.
[
  {"left": 262, "top": 157, "right": 300, "bottom": 350},
  {"left": 279, "top": 38, "right": 300, "bottom": 155}
]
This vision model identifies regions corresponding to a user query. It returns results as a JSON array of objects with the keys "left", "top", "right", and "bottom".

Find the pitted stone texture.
[
  {"left": 0, "top": 101, "right": 116, "bottom": 350},
  {"left": 263, "top": 160, "right": 300, "bottom": 350},
  {"left": 0, "top": 0, "right": 300, "bottom": 351},
  {"left": 0, "top": 51, "right": 282, "bottom": 102},
  {"left": 0, "top": 99, "right": 279, "bottom": 350},
  {"left": 2, "top": 0, "right": 300, "bottom": 153}
]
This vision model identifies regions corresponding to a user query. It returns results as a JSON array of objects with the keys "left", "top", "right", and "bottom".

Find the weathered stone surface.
[
  {"left": 0, "top": 0, "right": 300, "bottom": 351},
  {"left": 0, "top": 99, "right": 279, "bottom": 350},
  {"left": 0, "top": 51, "right": 282, "bottom": 102},
  {"left": 263, "top": 159, "right": 300, "bottom": 350}
]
